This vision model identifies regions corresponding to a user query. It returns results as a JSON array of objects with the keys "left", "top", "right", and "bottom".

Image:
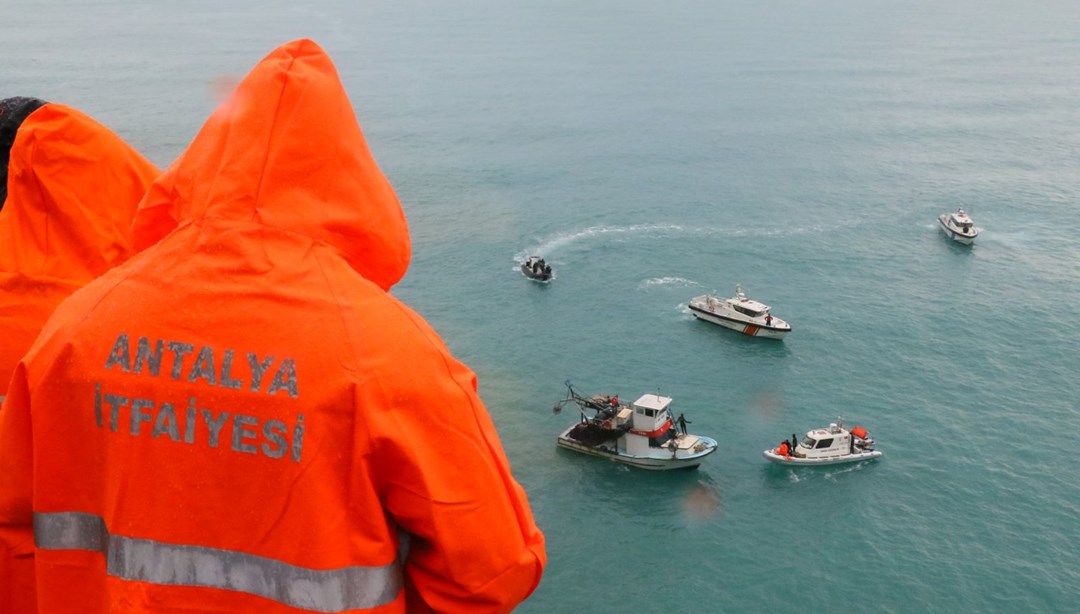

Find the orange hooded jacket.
[
  {"left": 0, "top": 40, "right": 545, "bottom": 613},
  {"left": 0, "top": 98, "right": 159, "bottom": 614},
  {"left": 0, "top": 98, "right": 160, "bottom": 397}
]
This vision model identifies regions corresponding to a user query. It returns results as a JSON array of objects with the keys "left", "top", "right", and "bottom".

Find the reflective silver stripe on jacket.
[{"left": 34, "top": 512, "right": 403, "bottom": 612}]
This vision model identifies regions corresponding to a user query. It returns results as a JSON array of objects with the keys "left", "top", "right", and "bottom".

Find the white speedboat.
[
  {"left": 688, "top": 285, "right": 791, "bottom": 339},
  {"left": 938, "top": 207, "right": 979, "bottom": 244},
  {"left": 763, "top": 420, "right": 881, "bottom": 466},
  {"left": 553, "top": 383, "right": 717, "bottom": 471}
]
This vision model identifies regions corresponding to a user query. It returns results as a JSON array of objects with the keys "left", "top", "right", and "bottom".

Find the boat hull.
[
  {"left": 557, "top": 428, "right": 717, "bottom": 471},
  {"left": 762, "top": 448, "right": 882, "bottom": 466},
  {"left": 688, "top": 304, "right": 790, "bottom": 339},
  {"left": 521, "top": 264, "right": 552, "bottom": 282},
  {"left": 938, "top": 216, "right": 977, "bottom": 245}
]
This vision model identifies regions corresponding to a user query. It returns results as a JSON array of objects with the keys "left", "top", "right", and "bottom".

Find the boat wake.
[
  {"left": 515, "top": 223, "right": 686, "bottom": 263},
  {"left": 516, "top": 221, "right": 842, "bottom": 263},
  {"left": 675, "top": 303, "right": 696, "bottom": 319},
  {"left": 637, "top": 277, "right": 700, "bottom": 290},
  {"left": 824, "top": 463, "right": 866, "bottom": 481}
]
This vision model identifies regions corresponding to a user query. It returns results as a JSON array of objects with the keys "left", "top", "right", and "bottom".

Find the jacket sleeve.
[
  {"left": 0, "top": 363, "right": 38, "bottom": 612},
  {"left": 363, "top": 324, "right": 545, "bottom": 613}
]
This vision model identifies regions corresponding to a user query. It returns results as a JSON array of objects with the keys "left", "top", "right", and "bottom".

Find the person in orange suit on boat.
[
  {"left": 777, "top": 441, "right": 791, "bottom": 458},
  {"left": 0, "top": 40, "right": 544, "bottom": 613},
  {"left": 0, "top": 96, "right": 159, "bottom": 614}
]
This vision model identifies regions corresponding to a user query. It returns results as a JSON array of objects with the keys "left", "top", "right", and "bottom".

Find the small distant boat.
[
  {"left": 521, "top": 256, "right": 552, "bottom": 281},
  {"left": 688, "top": 285, "right": 791, "bottom": 339},
  {"left": 553, "top": 382, "right": 717, "bottom": 471},
  {"left": 763, "top": 420, "right": 881, "bottom": 466},
  {"left": 939, "top": 207, "right": 979, "bottom": 244}
]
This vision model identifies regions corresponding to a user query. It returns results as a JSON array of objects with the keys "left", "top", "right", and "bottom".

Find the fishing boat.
[
  {"left": 688, "top": 284, "right": 791, "bottom": 339},
  {"left": 763, "top": 420, "right": 881, "bottom": 466},
  {"left": 553, "top": 383, "right": 717, "bottom": 471},
  {"left": 938, "top": 207, "right": 979, "bottom": 244},
  {"left": 521, "top": 256, "right": 552, "bottom": 281}
]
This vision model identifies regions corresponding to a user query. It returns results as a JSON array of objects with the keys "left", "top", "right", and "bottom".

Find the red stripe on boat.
[{"left": 630, "top": 419, "right": 673, "bottom": 438}]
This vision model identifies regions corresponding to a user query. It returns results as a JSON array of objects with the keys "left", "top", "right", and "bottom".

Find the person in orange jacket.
[
  {"left": 776, "top": 441, "right": 791, "bottom": 458},
  {"left": 0, "top": 40, "right": 545, "bottom": 613},
  {"left": 0, "top": 96, "right": 160, "bottom": 614},
  {"left": 0, "top": 97, "right": 160, "bottom": 399}
]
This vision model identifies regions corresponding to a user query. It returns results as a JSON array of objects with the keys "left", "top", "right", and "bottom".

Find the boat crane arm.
[
  {"left": 552, "top": 381, "right": 615, "bottom": 415},
  {"left": 553, "top": 380, "right": 578, "bottom": 414},
  {"left": 552, "top": 398, "right": 574, "bottom": 414},
  {"left": 552, "top": 380, "right": 575, "bottom": 414}
]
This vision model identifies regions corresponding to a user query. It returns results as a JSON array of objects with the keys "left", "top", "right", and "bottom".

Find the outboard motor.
[{"left": 850, "top": 425, "right": 871, "bottom": 449}]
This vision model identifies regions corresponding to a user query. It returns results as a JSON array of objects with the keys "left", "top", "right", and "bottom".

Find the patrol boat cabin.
[{"left": 554, "top": 384, "right": 717, "bottom": 471}]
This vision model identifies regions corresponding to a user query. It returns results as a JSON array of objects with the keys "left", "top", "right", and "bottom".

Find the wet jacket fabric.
[
  {"left": 0, "top": 98, "right": 159, "bottom": 614},
  {"left": 0, "top": 98, "right": 160, "bottom": 398},
  {"left": 0, "top": 39, "right": 545, "bottom": 613}
]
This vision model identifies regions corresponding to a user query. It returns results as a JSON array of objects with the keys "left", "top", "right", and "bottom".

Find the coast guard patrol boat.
[
  {"left": 938, "top": 207, "right": 979, "bottom": 244},
  {"left": 688, "top": 284, "right": 791, "bottom": 339},
  {"left": 763, "top": 419, "right": 881, "bottom": 466}
]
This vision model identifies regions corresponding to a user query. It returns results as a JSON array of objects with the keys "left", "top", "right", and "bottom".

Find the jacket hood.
[
  {"left": 0, "top": 100, "right": 160, "bottom": 279},
  {"left": 132, "top": 39, "right": 411, "bottom": 291}
]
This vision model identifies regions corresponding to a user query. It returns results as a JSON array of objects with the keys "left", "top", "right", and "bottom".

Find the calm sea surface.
[{"left": 5, "top": 1, "right": 1080, "bottom": 611}]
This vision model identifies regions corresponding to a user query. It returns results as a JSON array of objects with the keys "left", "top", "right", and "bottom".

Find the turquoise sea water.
[{"left": 5, "top": 1, "right": 1080, "bottom": 611}]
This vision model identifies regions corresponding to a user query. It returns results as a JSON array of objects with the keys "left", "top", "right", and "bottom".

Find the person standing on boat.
[
  {"left": 0, "top": 41, "right": 544, "bottom": 613},
  {"left": 0, "top": 96, "right": 158, "bottom": 614},
  {"left": 676, "top": 413, "right": 690, "bottom": 435}
]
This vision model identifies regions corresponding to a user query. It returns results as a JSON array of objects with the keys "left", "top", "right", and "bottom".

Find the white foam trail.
[
  {"left": 825, "top": 463, "right": 863, "bottom": 479},
  {"left": 638, "top": 276, "right": 701, "bottom": 290},
  {"left": 516, "top": 223, "right": 686, "bottom": 261},
  {"left": 516, "top": 221, "right": 846, "bottom": 262}
]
